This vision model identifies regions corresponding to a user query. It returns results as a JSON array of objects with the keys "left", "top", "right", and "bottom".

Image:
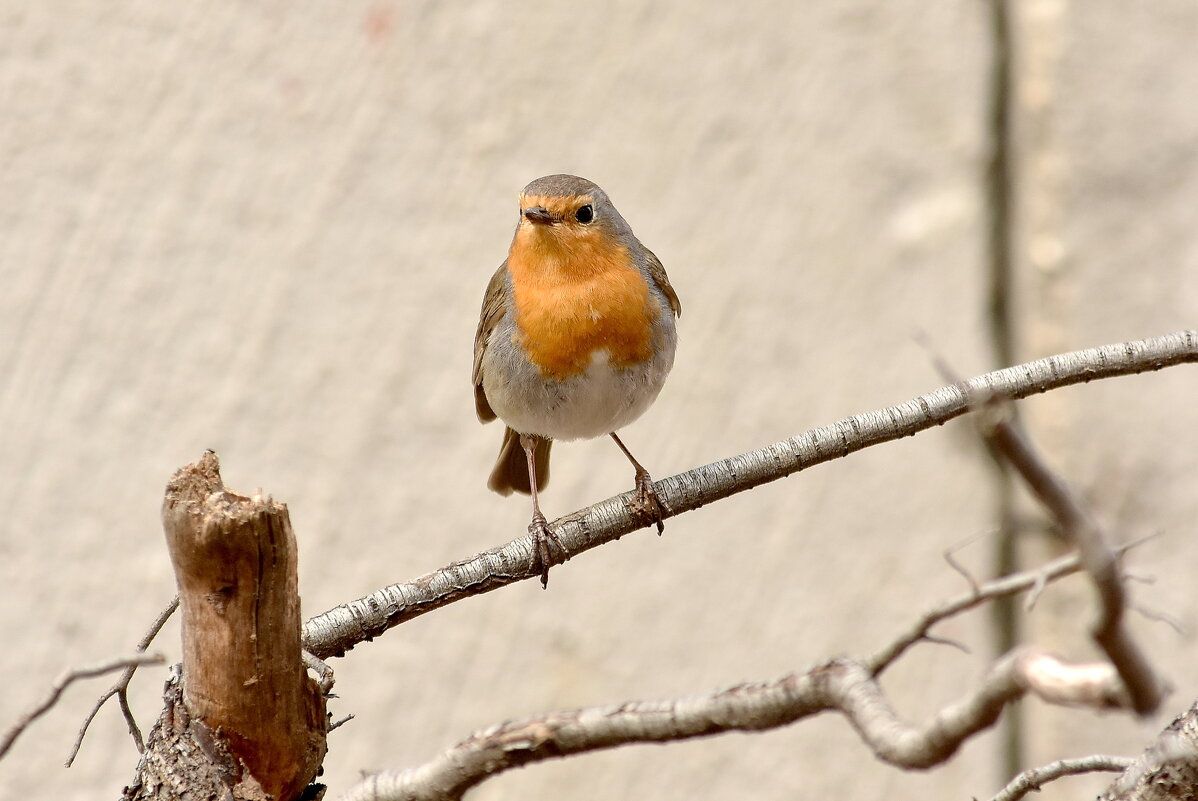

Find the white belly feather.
[{"left": 483, "top": 346, "right": 669, "bottom": 441}]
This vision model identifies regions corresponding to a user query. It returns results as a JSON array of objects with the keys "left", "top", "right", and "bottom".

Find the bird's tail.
[{"left": 487, "top": 427, "right": 551, "bottom": 496}]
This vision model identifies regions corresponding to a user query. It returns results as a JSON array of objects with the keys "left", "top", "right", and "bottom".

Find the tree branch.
[
  {"left": 303, "top": 330, "right": 1197, "bottom": 660},
  {"left": 335, "top": 552, "right": 1135, "bottom": 801},
  {"left": 981, "top": 405, "right": 1167, "bottom": 714},
  {"left": 866, "top": 538, "right": 1150, "bottom": 675},
  {"left": 989, "top": 755, "right": 1133, "bottom": 801},
  {"left": 66, "top": 596, "right": 178, "bottom": 765},
  {"left": 337, "top": 646, "right": 1125, "bottom": 801},
  {"left": 0, "top": 654, "right": 164, "bottom": 761}
]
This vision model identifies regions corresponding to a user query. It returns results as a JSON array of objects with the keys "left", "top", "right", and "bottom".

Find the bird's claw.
[
  {"left": 528, "top": 512, "right": 564, "bottom": 589},
  {"left": 630, "top": 469, "right": 670, "bottom": 535}
]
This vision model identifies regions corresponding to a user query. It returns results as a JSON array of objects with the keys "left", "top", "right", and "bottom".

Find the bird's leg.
[
  {"left": 609, "top": 432, "right": 670, "bottom": 534},
  {"left": 521, "top": 434, "right": 563, "bottom": 588}
]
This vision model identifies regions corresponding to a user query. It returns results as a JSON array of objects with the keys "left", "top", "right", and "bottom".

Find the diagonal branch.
[
  {"left": 303, "top": 330, "right": 1197, "bottom": 660},
  {"left": 982, "top": 408, "right": 1166, "bottom": 714}
]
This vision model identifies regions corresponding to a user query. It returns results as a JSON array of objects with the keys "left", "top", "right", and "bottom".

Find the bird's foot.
[
  {"left": 528, "top": 512, "right": 564, "bottom": 589},
  {"left": 630, "top": 469, "right": 670, "bottom": 535}
]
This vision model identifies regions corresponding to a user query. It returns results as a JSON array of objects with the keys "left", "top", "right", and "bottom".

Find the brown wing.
[
  {"left": 643, "top": 247, "right": 681, "bottom": 318},
  {"left": 472, "top": 262, "right": 510, "bottom": 422}
]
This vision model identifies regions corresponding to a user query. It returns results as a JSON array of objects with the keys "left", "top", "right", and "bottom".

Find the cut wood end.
[
  {"left": 164, "top": 451, "right": 288, "bottom": 522},
  {"left": 164, "top": 450, "right": 224, "bottom": 506}
]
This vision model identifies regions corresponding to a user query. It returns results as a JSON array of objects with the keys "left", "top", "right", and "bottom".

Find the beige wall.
[{"left": 1, "top": 2, "right": 1194, "bottom": 799}]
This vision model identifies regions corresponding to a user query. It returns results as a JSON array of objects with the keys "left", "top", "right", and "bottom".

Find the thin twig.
[
  {"left": 868, "top": 537, "right": 1151, "bottom": 675},
  {"left": 304, "top": 651, "right": 337, "bottom": 694},
  {"left": 922, "top": 634, "right": 970, "bottom": 654},
  {"left": 868, "top": 549, "right": 1083, "bottom": 674},
  {"left": 303, "top": 330, "right": 1198, "bottom": 660},
  {"left": 66, "top": 596, "right": 179, "bottom": 765},
  {"left": 1132, "top": 603, "right": 1185, "bottom": 636},
  {"left": 1024, "top": 569, "right": 1049, "bottom": 612},
  {"left": 988, "top": 754, "right": 1134, "bottom": 801},
  {"left": 942, "top": 530, "right": 990, "bottom": 594},
  {"left": 329, "top": 714, "right": 356, "bottom": 732},
  {"left": 0, "top": 654, "right": 164, "bottom": 762}
]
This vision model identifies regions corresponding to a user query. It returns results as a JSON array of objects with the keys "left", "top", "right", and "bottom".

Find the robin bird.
[{"left": 473, "top": 174, "right": 681, "bottom": 587}]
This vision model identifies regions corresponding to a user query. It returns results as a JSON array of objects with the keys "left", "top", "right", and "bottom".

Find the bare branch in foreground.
[
  {"left": 336, "top": 555, "right": 1132, "bottom": 801},
  {"left": 336, "top": 647, "right": 1125, "bottom": 801},
  {"left": 988, "top": 755, "right": 1133, "bottom": 801},
  {"left": 0, "top": 654, "right": 164, "bottom": 762},
  {"left": 981, "top": 407, "right": 1166, "bottom": 715},
  {"left": 303, "top": 330, "right": 1198, "bottom": 660},
  {"left": 66, "top": 596, "right": 178, "bottom": 765}
]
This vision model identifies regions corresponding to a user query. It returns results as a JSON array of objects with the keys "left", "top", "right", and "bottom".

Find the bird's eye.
[{"left": 576, "top": 204, "right": 594, "bottom": 224}]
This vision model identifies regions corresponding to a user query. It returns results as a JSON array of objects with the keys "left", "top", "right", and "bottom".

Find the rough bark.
[
  {"left": 1101, "top": 701, "right": 1198, "bottom": 801},
  {"left": 124, "top": 451, "right": 327, "bottom": 801}
]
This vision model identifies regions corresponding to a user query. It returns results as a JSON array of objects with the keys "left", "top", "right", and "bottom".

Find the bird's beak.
[{"left": 522, "top": 206, "right": 558, "bottom": 225}]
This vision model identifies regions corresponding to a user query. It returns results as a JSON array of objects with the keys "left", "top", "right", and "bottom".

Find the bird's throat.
[{"left": 507, "top": 228, "right": 656, "bottom": 380}]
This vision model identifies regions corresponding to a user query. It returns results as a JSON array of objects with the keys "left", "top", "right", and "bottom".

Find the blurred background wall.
[{"left": 1, "top": 2, "right": 1195, "bottom": 799}]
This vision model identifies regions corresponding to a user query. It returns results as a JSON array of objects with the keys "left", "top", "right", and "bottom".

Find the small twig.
[
  {"left": 868, "top": 537, "right": 1152, "bottom": 675},
  {"left": 304, "top": 651, "right": 337, "bottom": 694},
  {"left": 329, "top": 714, "right": 356, "bottom": 732},
  {"left": 0, "top": 654, "right": 164, "bottom": 762},
  {"left": 1024, "top": 569, "right": 1049, "bottom": 612},
  {"left": 1132, "top": 603, "right": 1185, "bottom": 636},
  {"left": 942, "top": 531, "right": 990, "bottom": 594},
  {"left": 66, "top": 596, "right": 178, "bottom": 765},
  {"left": 923, "top": 634, "right": 971, "bottom": 654},
  {"left": 988, "top": 754, "right": 1134, "bottom": 801},
  {"left": 944, "top": 549, "right": 979, "bottom": 594},
  {"left": 868, "top": 549, "right": 1086, "bottom": 674}
]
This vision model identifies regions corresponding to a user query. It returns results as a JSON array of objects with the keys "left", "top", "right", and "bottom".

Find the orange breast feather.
[{"left": 507, "top": 228, "right": 656, "bottom": 380}]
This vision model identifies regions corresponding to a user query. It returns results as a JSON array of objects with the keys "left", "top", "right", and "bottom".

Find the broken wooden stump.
[{"left": 124, "top": 451, "right": 326, "bottom": 801}]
